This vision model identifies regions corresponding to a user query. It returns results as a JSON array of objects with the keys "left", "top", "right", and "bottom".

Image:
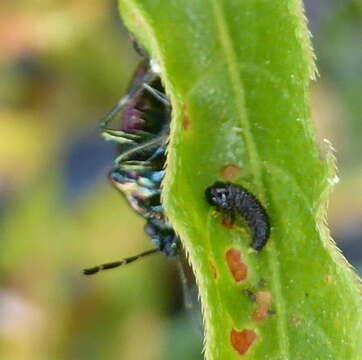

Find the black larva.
[{"left": 205, "top": 182, "right": 270, "bottom": 251}]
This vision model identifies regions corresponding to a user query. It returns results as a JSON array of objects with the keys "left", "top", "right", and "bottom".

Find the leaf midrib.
[{"left": 207, "top": 0, "right": 290, "bottom": 358}]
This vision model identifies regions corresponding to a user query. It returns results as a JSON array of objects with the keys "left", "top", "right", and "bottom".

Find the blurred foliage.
[
  {"left": 0, "top": 0, "right": 360, "bottom": 359},
  {"left": 0, "top": 1, "right": 202, "bottom": 359}
]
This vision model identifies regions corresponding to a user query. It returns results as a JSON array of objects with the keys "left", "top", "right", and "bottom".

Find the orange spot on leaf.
[
  {"left": 252, "top": 291, "right": 273, "bottom": 323},
  {"left": 220, "top": 165, "right": 241, "bottom": 181},
  {"left": 226, "top": 249, "right": 248, "bottom": 282},
  {"left": 230, "top": 329, "right": 257, "bottom": 356},
  {"left": 292, "top": 315, "right": 302, "bottom": 326},
  {"left": 209, "top": 261, "right": 218, "bottom": 280},
  {"left": 221, "top": 214, "right": 235, "bottom": 229},
  {"left": 183, "top": 104, "right": 191, "bottom": 131}
]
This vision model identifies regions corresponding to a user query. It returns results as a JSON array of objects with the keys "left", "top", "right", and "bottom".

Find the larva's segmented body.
[{"left": 205, "top": 182, "right": 270, "bottom": 251}]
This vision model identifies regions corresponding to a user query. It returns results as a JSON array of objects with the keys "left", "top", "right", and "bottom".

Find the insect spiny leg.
[
  {"left": 114, "top": 136, "right": 166, "bottom": 165},
  {"left": 143, "top": 83, "right": 170, "bottom": 106},
  {"left": 119, "top": 160, "right": 153, "bottom": 171}
]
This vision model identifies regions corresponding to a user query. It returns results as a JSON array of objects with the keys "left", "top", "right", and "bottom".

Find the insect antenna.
[{"left": 83, "top": 248, "right": 159, "bottom": 276}]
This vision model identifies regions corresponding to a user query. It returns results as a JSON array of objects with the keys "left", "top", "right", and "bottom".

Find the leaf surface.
[{"left": 118, "top": 1, "right": 362, "bottom": 359}]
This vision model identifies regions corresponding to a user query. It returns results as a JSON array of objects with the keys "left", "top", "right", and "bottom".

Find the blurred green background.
[{"left": 0, "top": 1, "right": 361, "bottom": 359}]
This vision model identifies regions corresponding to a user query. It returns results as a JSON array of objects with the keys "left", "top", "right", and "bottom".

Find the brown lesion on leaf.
[
  {"left": 252, "top": 291, "right": 273, "bottom": 323},
  {"left": 209, "top": 261, "right": 218, "bottom": 280},
  {"left": 221, "top": 213, "right": 235, "bottom": 229},
  {"left": 226, "top": 249, "right": 248, "bottom": 282},
  {"left": 230, "top": 329, "right": 258, "bottom": 356},
  {"left": 292, "top": 315, "right": 302, "bottom": 326},
  {"left": 182, "top": 103, "right": 191, "bottom": 131},
  {"left": 326, "top": 274, "right": 335, "bottom": 285},
  {"left": 220, "top": 164, "right": 241, "bottom": 181}
]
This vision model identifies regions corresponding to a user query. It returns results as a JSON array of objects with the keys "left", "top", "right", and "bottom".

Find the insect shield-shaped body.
[
  {"left": 205, "top": 182, "right": 270, "bottom": 251},
  {"left": 83, "top": 58, "right": 179, "bottom": 276}
]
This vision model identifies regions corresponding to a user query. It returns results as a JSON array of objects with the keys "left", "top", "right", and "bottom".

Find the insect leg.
[
  {"left": 100, "top": 60, "right": 157, "bottom": 130},
  {"left": 114, "top": 135, "right": 166, "bottom": 165},
  {"left": 118, "top": 160, "right": 154, "bottom": 171},
  {"left": 101, "top": 130, "right": 142, "bottom": 144},
  {"left": 143, "top": 83, "right": 170, "bottom": 106},
  {"left": 99, "top": 97, "right": 129, "bottom": 130}
]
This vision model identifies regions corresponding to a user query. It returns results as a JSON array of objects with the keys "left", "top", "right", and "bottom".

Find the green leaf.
[{"left": 118, "top": 0, "right": 362, "bottom": 359}]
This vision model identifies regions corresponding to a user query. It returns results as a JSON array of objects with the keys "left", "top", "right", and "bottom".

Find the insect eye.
[
  {"left": 214, "top": 191, "right": 226, "bottom": 204},
  {"left": 211, "top": 195, "right": 218, "bottom": 203}
]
